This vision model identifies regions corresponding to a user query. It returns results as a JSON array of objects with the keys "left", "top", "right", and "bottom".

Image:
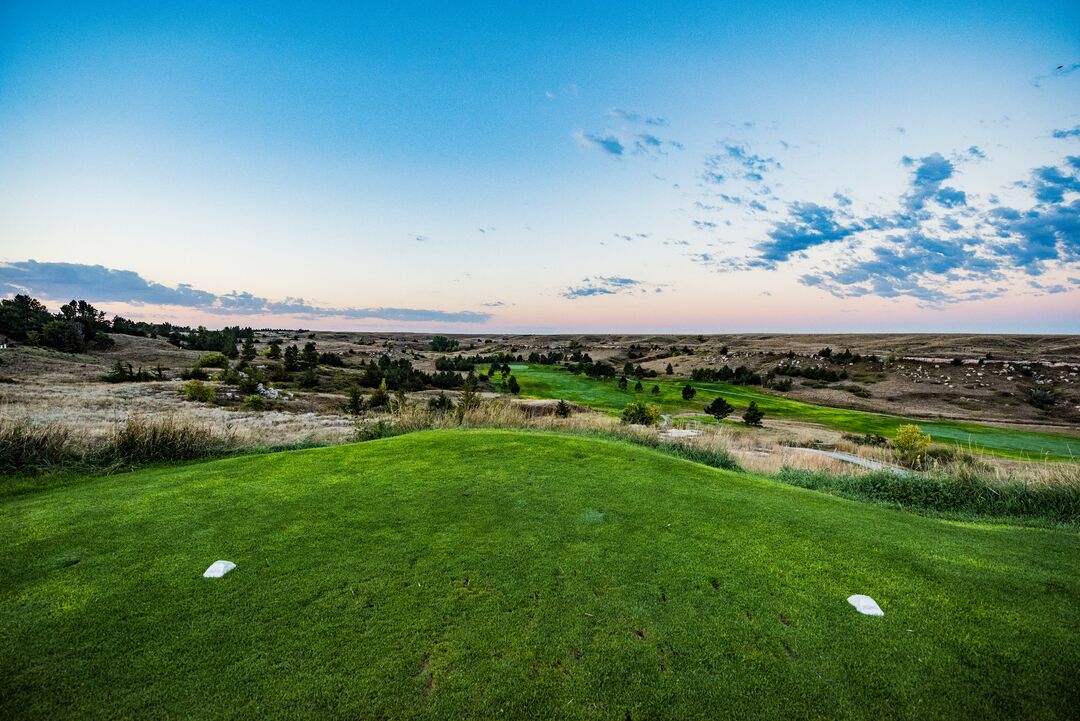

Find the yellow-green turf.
[{"left": 512, "top": 364, "right": 1080, "bottom": 460}]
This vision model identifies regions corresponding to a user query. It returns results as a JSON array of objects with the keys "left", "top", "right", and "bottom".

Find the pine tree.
[
  {"left": 301, "top": 342, "right": 319, "bottom": 369},
  {"left": 508, "top": 375, "right": 520, "bottom": 394},
  {"left": 634, "top": 380, "right": 643, "bottom": 392},
  {"left": 681, "top": 384, "right": 696, "bottom": 401},
  {"left": 742, "top": 401, "right": 765, "bottom": 427},
  {"left": 283, "top": 344, "right": 300, "bottom": 372},
  {"left": 651, "top": 384, "right": 660, "bottom": 395},
  {"left": 705, "top": 396, "right": 734, "bottom": 420},
  {"left": 665, "top": 363, "right": 674, "bottom": 375},
  {"left": 618, "top": 376, "right": 628, "bottom": 390},
  {"left": 241, "top": 336, "right": 256, "bottom": 361}
]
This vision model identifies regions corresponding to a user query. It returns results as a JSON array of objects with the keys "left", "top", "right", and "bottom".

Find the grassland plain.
[
  {"left": 511, "top": 364, "right": 1080, "bottom": 460},
  {"left": 2, "top": 431, "right": 1077, "bottom": 719}
]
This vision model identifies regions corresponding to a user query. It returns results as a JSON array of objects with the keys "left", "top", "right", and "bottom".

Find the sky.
[{"left": 0, "top": 1, "right": 1078, "bottom": 333}]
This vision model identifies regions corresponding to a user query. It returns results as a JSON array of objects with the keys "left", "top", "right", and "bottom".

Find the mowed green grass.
[
  {"left": 512, "top": 364, "right": 1080, "bottom": 460},
  {"left": 3, "top": 431, "right": 1078, "bottom": 719}
]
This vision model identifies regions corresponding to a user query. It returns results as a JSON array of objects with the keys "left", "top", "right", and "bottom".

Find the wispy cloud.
[
  {"left": 608, "top": 107, "right": 667, "bottom": 126},
  {"left": 1052, "top": 125, "right": 1080, "bottom": 140},
  {"left": 0, "top": 261, "right": 492, "bottom": 323},
  {"left": 573, "top": 130, "right": 625, "bottom": 156},
  {"left": 561, "top": 275, "right": 658, "bottom": 299},
  {"left": 574, "top": 108, "right": 682, "bottom": 159}
]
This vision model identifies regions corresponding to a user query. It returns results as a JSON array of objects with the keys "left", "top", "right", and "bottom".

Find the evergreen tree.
[
  {"left": 705, "top": 396, "right": 734, "bottom": 420},
  {"left": 742, "top": 401, "right": 765, "bottom": 427},
  {"left": 241, "top": 336, "right": 257, "bottom": 361},
  {"left": 634, "top": 380, "right": 643, "bottom": 392},
  {"left": 507, "top": 375, "right": 520, "bottom": 394},
  {"left": 283, "top": 344, "right": 300, "bottom": 371},
  {"left": 555, "top": 399, "right": 571, "bottom": 418},
  {"left": 651, "top": 384, "right": 660, "bottom": 395},
  {"left": 618, "top": 376, "right": 628, "bottom": 390},
  {"left": 301, "top": 341, "right": 319, "bottom": 369},
  {"left": 681, "top": 384, "right": 696, "bottom": 401},
  {"left": 665, "top": 363, "right": 674, "bottom": 375}
]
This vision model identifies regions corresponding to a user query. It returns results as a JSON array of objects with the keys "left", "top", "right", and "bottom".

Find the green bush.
[
  {"left": 244, "top": 395, "right": 267, "bottom": 411},
  {"left": 195, "top": 353, "right": 230, "bottom": 370},
  {"left": 621, "top": 401, "right": 661, "bottom": 426},
  {"left": 893, "top": 424, "right": 930, "bottom": 467},
  {"left": 182, "top": 380, "right": 216, "bottom": 404},
  {"left": 354, "top": 419, "right": 398, "bottom": 442}
]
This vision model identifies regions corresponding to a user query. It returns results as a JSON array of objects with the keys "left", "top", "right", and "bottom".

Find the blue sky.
[{"left": 1, "top": 1, "right": 1078, "bottom": 331}]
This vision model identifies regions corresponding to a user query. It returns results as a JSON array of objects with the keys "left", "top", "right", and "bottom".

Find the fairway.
[
  {"left": 2, "top": 430, "right": 1077, "bottom": 719},
  {"left": 512, "top": 364, "right": 1080, "bottom": 460}
]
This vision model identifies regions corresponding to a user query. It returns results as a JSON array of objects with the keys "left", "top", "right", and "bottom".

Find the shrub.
[
  {"left": 681, "top": 384, "right": 696, "bottom": 401},
  {"left": 195, "top": 353, "right": 229, "bottom": 370},
  {"left": 244, "top": 395, "right": 266, "bottom": 411},
  {"left": 182, "top": 380, "right": 216, "bottom": 404},
  {"left": 348, "top": 385, "right": 365, "bottom": 416},
  {"left": 621, "top": 401, "right": 661, "bottom": 426},
  {"left": 843, "top": 432, "right": 888, "bottom": 446},
  {"left": 180, "top": 367, "right": 209, "bottom": 381},
  {"left": 368, "top": 379, "right": 391, "bottom": 409},
  {"left": 742, "top": 401, "right": 764, "bottom": 427},
  {"left": 1028, "top": 388, "right": 1056, "bottom": 410},
  {"left": 298, "top": 368, "right": 319, "bottom": 389},
  {"left": 431, "top": 335, "right": 459, "bottom": 352},
  {"left": 428, "top": 393, "right": 455, "bottom": 413},
  {"left": 555, "top": 400, "right": 571, "bottom": 418},
  {"left": 893, "top": 424, "right": 931, "bottom": 467},
  {"left": 354, "top": 419, "right": 397, "bottom": 442}
]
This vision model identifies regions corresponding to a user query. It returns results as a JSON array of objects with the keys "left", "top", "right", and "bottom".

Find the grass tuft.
[{"left": 775, "top": 465, "right": 1080, "bottom": 526}]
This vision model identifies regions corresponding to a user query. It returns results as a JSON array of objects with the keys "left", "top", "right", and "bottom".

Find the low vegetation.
[{"left": 2, "top": 431, "right": 1076, "bottom": 718}]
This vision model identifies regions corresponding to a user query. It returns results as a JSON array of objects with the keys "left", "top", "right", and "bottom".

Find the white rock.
[
  {"left": 847, "top": 594, "right": 884, "bottom": 616},
  {"left": 203, "top": 560, "right": 236, "bottom": 578}
]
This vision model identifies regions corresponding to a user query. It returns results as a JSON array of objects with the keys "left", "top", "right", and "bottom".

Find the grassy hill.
[
  {"left": 2, "top": 430, "right": 1078, "bottom": 719},
  {"left": 512, "top": 364, "right": 1080, "bottom": 460}
]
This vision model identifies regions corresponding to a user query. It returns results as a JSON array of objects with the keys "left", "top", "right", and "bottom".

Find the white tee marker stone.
[
  {"left": 847, "top": 594, "right": 884, "bottom": 616},
  {"left": 203, "top": 560, "right": 236, "bottom": 578}
]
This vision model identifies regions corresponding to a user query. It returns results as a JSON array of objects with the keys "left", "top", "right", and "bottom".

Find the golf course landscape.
[
  {"left": 512, "top": 365, "right": 1080, "bottom": 460},
  {"left": 3, "top": 430, "right": 1077, "bottom": 719}
]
